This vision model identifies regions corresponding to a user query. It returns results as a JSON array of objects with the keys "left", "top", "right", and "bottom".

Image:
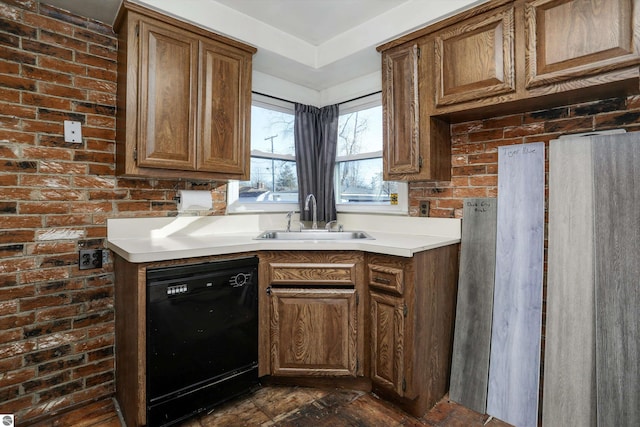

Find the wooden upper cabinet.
[
  {"left": 525, "top": 0, "right": 640, "bottom": 88},
  {"left": 381, "top": 43, "right": 451, "bottom": 182},
  {"left": 115, "top": 1, "right": 256, "bottom": 180},
  {"left": 382, "top": 43, "right": 420, "bottom": 176},
  {"left": 434, "top": 5, "right": 516, "bottom": 106},
  {"left": 137, "top": 19, "right": 198, "bottom": 170},
  {"left": 198, "top": 40, "right": 251, "bottom": 174}
]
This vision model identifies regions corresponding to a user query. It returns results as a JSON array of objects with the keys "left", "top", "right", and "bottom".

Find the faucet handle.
[
  {"left": 325, "top": 220, "right": 337, "bottom": 231},
  {"left": 286, "top": 211, "right": 294, "bottom": 232}
]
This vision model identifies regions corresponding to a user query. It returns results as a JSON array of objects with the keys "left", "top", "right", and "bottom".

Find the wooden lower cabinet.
[
  {"left": 370, "top": 291, "right": 406, "bottom": 395},
  {"left": 259, "top": 251, "right": 366, "bottom": 379},
  {"left": 270, "top": 288, "right": 358, "bottom": 376},
  {"left": 367, "top": 245, "right": 460, "bottom": 417},
  {"left": 115, "top": 247, "right": 458, "bottom": 425}
]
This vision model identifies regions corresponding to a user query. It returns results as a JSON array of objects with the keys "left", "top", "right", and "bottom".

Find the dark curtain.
[{"left": 294, "top": 103, "right": 339, "bottom": 224}]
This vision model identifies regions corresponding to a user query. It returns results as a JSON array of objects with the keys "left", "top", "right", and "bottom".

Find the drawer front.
[
  {"left": 368, "top": 263, "right": 404, "bottom": 294},
  {"left": 269, "top": 263, "right": 357, "bottom": 286}
]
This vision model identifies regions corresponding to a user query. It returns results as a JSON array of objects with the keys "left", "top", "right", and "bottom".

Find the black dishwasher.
[{"left": 146, "top": 256, "right": 259, "bottom": 427}]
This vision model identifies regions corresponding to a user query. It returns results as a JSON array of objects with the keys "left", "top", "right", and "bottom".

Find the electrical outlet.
[
  {"left": 79, "top": 249, "right": 103, "bottom": 270},
  {"left": 419, "top": 200, "right": 430, "bottom": 217}
]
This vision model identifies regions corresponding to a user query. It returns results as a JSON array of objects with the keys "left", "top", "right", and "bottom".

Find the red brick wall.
[
  {"left": 0, "top": 1, "right": 225, "bottom": 423},
  {"left": 410, "top": 96, "right": 640, "bottom": 218}
]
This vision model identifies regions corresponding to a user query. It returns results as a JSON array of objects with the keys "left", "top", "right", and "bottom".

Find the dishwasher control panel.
[{"left": 167, "top": 284, "right": 188, "bottom": 295}]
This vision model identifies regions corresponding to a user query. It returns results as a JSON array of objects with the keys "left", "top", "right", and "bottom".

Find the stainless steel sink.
[{"left": 254, "top": 230, "right": 374, "bottom": 240}]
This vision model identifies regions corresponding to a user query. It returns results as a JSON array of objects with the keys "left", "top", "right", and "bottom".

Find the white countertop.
[{"left": 107, "top": 213, "right": 461, "bottom": 262}]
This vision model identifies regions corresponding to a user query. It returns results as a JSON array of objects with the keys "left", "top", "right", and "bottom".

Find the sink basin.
[{"left": 255, "top": 230, "right": 374, "bottom": 240}]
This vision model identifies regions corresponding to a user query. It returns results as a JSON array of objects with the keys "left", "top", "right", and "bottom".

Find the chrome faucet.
[
  {"left": 304, "top": 194, "right": 318, "bottom": 229},
  {"left": 325, "top": 220, "right": 337, "bottom": 231}
]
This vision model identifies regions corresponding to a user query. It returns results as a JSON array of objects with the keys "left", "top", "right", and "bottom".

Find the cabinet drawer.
[
  {"left": 269, "top": 263, "right": 357, "bottom": 286},
  {"left": 368, "top": 263, "right": 404, "bottom": 294}
]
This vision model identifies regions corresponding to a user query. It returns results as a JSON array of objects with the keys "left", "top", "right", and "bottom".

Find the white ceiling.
[{"left": 40, "top": 0, "right": 484, "bottom": 104}]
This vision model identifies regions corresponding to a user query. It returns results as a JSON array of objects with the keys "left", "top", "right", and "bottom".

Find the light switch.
[{"left": 64, "top": 120, "right": 82, "bottom": 143}]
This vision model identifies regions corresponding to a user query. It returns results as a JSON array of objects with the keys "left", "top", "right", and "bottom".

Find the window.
[
  {"left": 227, "top": 94, "right": 298, "bottom": 213},
  {"left": 335, "top": 94, "right": 407, "bottom": 213},
  {"left": 227, "top": 93, "right": 407, "bottom": 214}
]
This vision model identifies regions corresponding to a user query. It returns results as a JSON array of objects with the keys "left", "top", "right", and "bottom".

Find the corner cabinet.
[
  {"left": 115, "top": 1, "right": 256, "bottom": 180},
  {"left": 379, "top": 0, "right": 640, "bottom": 182},
  {"left": 367, "top": 245, "right": 459, "bottom": 417},
  {"left": 259, "top": 251, "right": 365, "bottom": 378}
]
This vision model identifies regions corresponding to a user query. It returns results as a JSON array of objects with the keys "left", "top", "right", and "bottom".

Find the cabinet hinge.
[
  {"left": 135, "top": 23, "right": 139, "bottom": 37},
  {"left": 402, "top": 378, "right": 407, "bottom": 392},
  {"left": 356, "top": 293, "right": 359, "bottom": 306},
  {"left": 356, "top": 359, "right": 359, "bottom": 372},
  {"left": 266, "top": 286, "right": 272, "bottom": 296},
  {"left": 133, "top": 148, "right": 137, "bottom": 161},
  {"left": 403, "top": 304, "right": 408, "bottom": 318},
  {"left": 418, "top": 156, "right": 423, "bottom": 169},
  {"left": 416, "top": 47, "right": 421, "bottom": 58}
]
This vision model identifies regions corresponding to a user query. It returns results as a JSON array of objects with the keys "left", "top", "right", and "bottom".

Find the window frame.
[
  {"left": 334, "top": 93, "right": 408, "bottom": 215},
  {"left": 226, "top": 93, "right": 408, "bottom": 215},
  {"left": 226, "top": 94, "right": 298, "bottom": 214}
]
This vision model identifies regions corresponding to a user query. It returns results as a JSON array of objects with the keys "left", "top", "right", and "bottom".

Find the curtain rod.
[{"left": 252, "top": 91, "right": 382, "bottom": 107}]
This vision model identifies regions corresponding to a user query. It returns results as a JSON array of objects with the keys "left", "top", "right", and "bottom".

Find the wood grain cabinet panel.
[
  {"left": 380, "top": 42, "right": 452, "bottom": 182},
  {"left": 270, "top": 288, "right": 358, "bottom": 377},
  {"left": 525, "top": 0, "right": 640, "bottom": 88},
  {"left": 370, "top": 291, "right": 406, "bottom": 396},
  {"left": 368, "top": 263, "right": 404, "bottom": 294},
  {"left": 197, "top": 40, "right": 251, "bottom": 175},
  {"left": 116, "top": 1, "right": 255, "bottom": 180},
  {"left": 259, "top": 251, "right": 365, "bottom": 379},
  {"left": 366, "top": 247, "right": 459, "bottom": 417},
  {"left": 269, "top": 262, "right": 357, "bottom": 286},
  {"left": 382, "top": 43, "right": 421, "bottom": 176},
  {"left": 137, "top": 19, "right": 198, "bottom": 171},
  {"left": 434, "top": 5, "right": 516, "bottom": 106}
]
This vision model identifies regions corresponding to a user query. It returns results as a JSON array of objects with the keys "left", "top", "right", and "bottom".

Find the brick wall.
[
  {"left": 0, "top": 1, "right": 225, "bottom": 423},
  {"left": 410, "top": 96, "right": 640, "bottom": 218}
]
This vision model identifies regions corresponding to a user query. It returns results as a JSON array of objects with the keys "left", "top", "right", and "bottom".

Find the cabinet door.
[
  {"left": 270, "top": 288, "right": 358, "bottom": 376},
  {"left": 525, "top": 0, "right": 640, "bottom": 88},
  {"left": 434, "top": 5, "right": 515, "bottom": 106},
  {"left": 137, "top": 18, "right": 198, "bottom": 170},
  {"left": 370, "top": 291, "right": 406, "bottom": 396},
  {"left": 197, "top": 40, "right": 251, "bottom": 176},
  {"left": 382, "top": 43, "right": 421, "bottom": 177}
]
